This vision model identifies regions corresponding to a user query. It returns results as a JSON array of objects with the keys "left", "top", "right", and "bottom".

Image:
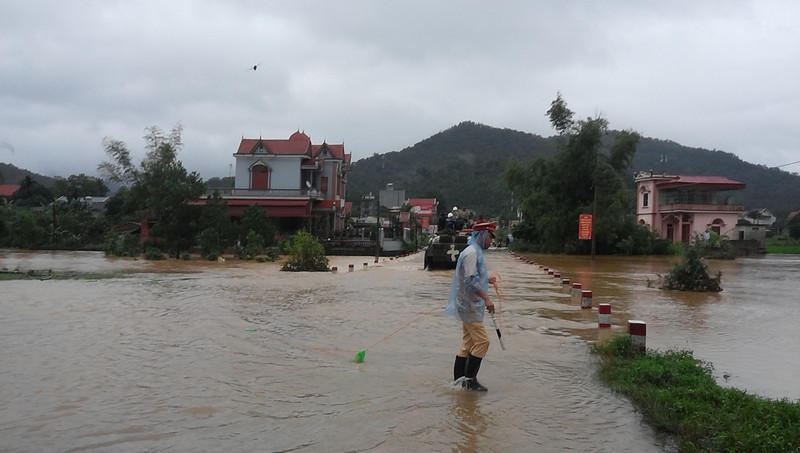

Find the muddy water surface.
[{"left": 1, "top": 249, "right": 797, "bottom": 452}]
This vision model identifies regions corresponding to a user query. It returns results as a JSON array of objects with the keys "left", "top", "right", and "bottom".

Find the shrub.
[
  {"left": 103, "top": 231, "right": 141, "bottom": 257},
  {"left": 144, "top": 247, "right": 165, "bottom": 260},
  {"left": 281, "top": 230, "right": 329, "bottom": 272},
  {"left": 235, "top": 230, "right": 264, "bottom": 260},
  {"left": 661, "top": 244, "right": 722, "bottom": 292},
  {"left": 693, "top": 231, "right": 735, "bottom": 259}
]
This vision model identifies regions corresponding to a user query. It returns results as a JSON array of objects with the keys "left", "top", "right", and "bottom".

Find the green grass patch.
[
  {"left": 765, "top": 238, "right": 800, "bottom": 254},
  {"left": 593, "top": 335, "right": 800, "bottom": 452},
  {"left": 766, "top": 244, "right": 800, "bottom": 254}
]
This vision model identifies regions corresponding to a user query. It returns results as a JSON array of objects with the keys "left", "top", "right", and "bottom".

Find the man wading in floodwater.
[{"left": 445, "top": 221, "right": 497, "bottom": 391}]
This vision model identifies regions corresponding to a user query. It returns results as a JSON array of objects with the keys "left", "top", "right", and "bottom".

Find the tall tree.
[
  {"left": 52, "top": 174, "right": 109, "bottom": 201},
  {"left": 198, "top": 190, "right": 233, "bottom": 260},
  {"left": 506, "top": 96, "right": 642, "bottom": 254},
  {"left": 98, "top": 124, "right": 205, "bottom": 258},
  {"left": 238, "top": 204, "right": 277, "bottom": 247},
  {"left": 11, "top": 176, "right": 53, "bottom": 207}
]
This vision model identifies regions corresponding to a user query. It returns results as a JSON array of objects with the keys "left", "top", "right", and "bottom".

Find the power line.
[{"left": 774, "top": 160, "right": 800, "bottom": 169}]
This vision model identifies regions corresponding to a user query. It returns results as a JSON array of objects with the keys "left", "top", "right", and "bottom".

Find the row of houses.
[
  {"left": 200, "top": 128, "right": 765, "bottom": 251},
  {"left": 2, "top": 130, "right": 773, "bottom": 252}
]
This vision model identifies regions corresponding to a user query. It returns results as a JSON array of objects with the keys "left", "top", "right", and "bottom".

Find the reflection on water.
[{"left": 2, "top": 249, "right": 797, "bottom": 452}]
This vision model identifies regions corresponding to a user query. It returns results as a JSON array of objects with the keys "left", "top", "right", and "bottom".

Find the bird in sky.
[{"left": 248, "top": 62, "right": 263, "bottom": 71}]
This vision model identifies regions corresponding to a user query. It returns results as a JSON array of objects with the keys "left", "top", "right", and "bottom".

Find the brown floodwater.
[{"left": 0, "top": 249, "right": 797, "bottom": 452}]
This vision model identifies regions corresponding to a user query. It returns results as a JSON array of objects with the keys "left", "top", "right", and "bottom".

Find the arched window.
[
  {"left": 639, "top": 186, "right": 650, "bottom": 208},
  {"left": 709, "top": 218, "right": 725, "bottom": 235}
]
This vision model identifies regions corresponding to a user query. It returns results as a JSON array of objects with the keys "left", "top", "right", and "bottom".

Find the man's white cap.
[{"left": 452, "top": 206, "right": 458, "bottom": 211}]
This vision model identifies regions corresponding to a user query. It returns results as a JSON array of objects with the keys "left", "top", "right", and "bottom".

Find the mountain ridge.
[{"left": 347, "top": 121, "right": 800, "bottom": 217}]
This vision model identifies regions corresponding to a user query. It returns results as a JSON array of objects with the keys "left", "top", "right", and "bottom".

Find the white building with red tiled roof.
[
  {"left": 195, "top": 131, "right": 351, "bottom": 236},
  {"left": 634, "top": 171, "right": 746, "bottom": 243}
]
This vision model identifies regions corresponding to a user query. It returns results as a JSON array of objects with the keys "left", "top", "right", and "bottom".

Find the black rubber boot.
[
  {"left": 464, "top": 354, "right": 488, "bottom": 391},
  {"left": 453, "top": 355, "right": 468, "bottom": 382}
]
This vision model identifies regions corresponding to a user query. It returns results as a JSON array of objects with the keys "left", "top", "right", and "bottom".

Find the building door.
[
  {"left": 681, "top": 223, "right": 691, "bottom": 243},
  {"left": 251, "top": 166, "right": 269, "bottom": 190},
  {"left": 666, "top": 224, "right": 674, "bottom": 242}
]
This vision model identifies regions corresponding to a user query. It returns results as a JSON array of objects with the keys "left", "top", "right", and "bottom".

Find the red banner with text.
[{"left": 578, "top": 214, "right": 593, "bottom": 240}]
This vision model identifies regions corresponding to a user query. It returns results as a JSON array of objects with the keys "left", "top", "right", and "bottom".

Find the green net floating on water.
[
  {"left": 245, "top": 328, "right": 257, "bottom": 332},
  {"left": 354, "top": 350, "right": 366, "bottom": 363}
]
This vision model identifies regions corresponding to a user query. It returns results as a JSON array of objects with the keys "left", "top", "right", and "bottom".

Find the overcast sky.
[{"left": 2, "top": 1, "right": 798, "bottom": 180}]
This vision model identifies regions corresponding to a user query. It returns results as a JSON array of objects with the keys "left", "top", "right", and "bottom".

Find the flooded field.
[{"left": 1, "top": 249, "right": 797, "bottom": 452}]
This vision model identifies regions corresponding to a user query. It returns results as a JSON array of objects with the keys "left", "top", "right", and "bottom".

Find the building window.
[
  {"left": 320, "top": 176, "right": 328, "bottom": 193},
  {"left": 642, "top": 192, "right": 649, "bottom": 208}
]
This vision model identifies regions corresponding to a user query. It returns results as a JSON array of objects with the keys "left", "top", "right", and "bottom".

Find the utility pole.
[
  {"left": 374, "top": 193, "right": 380, "bottom": 263},
  {"left": 375, "top": 157, "right": 384, "bottom": 263},
  {"left": 591, "top": 186, "right": 597, "bottom": 261}
]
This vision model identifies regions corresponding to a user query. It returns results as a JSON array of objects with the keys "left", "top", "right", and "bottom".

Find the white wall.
[{"left": 234, "top": 155, "right": 302, "bottom": 189}]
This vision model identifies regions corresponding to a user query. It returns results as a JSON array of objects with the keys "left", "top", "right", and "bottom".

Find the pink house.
[{"left": 634, "top": 171, "right": 746, "bottom": 243}]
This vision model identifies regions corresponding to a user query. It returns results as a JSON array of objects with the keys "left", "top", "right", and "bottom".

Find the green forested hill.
[
  {"left": 0, "top": 163, "right": 55, "bottom": 187},
  {"left": 347, "top": 121, "right": 800, "bottom": 218},
  {"left": 348, "top": 122, "right": 556, "bottom": 217}
]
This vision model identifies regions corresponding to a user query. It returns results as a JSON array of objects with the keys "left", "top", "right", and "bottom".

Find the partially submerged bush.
[
  {"left": 103, "top": 232, "right": 141, "bottom": 257},
  {"left": 661, "top": 244, "right": 722, "bottom": 292},
  {"left": 235, "top": 230, "right": 264, "bottom": 260},
  {"left": 144, "top": 247, "right": 165, "bottom": 260},
  {"left": 281, "top": 230, "right": 329, "bottom": 272}
]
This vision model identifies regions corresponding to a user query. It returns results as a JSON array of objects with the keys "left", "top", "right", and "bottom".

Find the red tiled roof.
[
  {"left": 235, "top": 131, "right": 346, "bottom": 158},
  {"left": 289, "top": 131, "right": 310, "bottom": 142},
  {"left": 0, "top": 184, "right": 21, "bottom": 197},
  {"left": 236, "top": 138, "right": 311, "bottom": 155},
  {"left": 312, "top": 143, "right": 346, "bottom": 160},
  {"left": 656, "top": 175, "right": 745, "bottom": 190}
]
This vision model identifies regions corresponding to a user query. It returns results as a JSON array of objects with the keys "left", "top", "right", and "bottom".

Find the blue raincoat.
[{"left": 445, "top": 229, "right": 490, "bottom": 323}]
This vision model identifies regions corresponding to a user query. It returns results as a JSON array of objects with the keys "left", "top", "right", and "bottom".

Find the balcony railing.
[
  {"left": 204, "top": 188, "right": 324, "bottom": 199},
  {"left": 658, "top": 203, "right": 744, "bottom": 213}
]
